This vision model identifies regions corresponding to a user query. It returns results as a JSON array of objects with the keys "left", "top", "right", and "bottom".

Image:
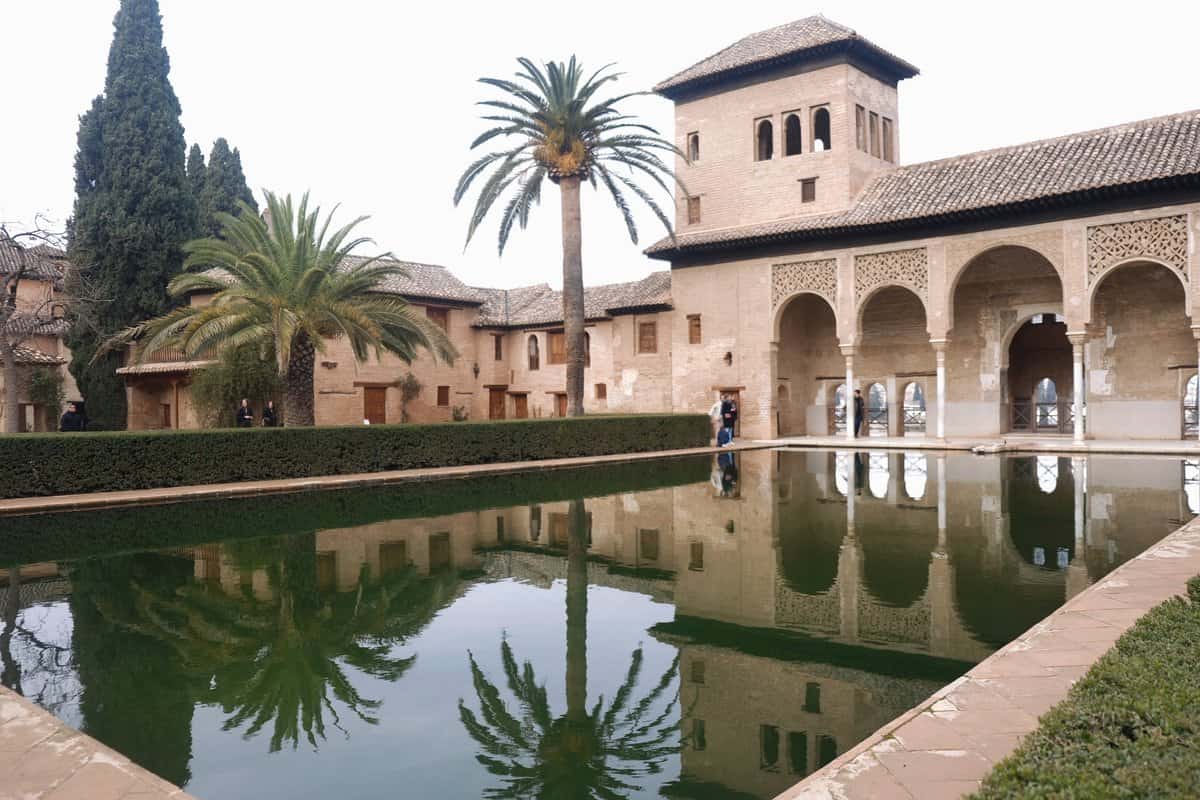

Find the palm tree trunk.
[
  {"left": 283, "top": 333, "right": 315, "bottom": 427},
  {"left": 564, "top": 498, "right": 588, "bottom": 724},
  {"left": 1, "top": 339, "right": 20, "bottom": 434},
  {"left": 559, "top": 176, "right": 586, "bottom": 417}
]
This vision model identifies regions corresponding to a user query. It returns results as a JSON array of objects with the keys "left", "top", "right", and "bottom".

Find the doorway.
[
  {"left": 1007, "top": 315, "right": 1071, "bottom": 433},
  {"left": 363, "top": 386, "right": 387, "bottom": 425},
  {"left": 489, "top": 388, "right": 506, "bottom": 420},
  {"left": 555, "top": 393, "right": 568, "bottom": 417},
  {"left": 513, "top": 393, "right": 529, "bottom": 419}
]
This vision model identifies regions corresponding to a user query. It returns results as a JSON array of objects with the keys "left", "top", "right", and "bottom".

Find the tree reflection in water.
[{"left": 459, "top": 499, "right": 683, "bottom": 799}]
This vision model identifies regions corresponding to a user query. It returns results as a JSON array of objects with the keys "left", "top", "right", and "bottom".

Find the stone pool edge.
[
  {"left": 0, "top": 441, "right": 771, "bottom": 517},
  {"left": 774, "top": 513, "right": 1200, "bottom": 800}
]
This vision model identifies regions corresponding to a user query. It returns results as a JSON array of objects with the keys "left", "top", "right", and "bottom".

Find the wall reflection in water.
[{"left": 0, "top": 451, "right": 1192, "bottom": 800}]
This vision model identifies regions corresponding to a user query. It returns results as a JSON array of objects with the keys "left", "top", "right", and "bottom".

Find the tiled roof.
[
  {"left": 116, "top": 360, "right": 216, "bottom": 376},
  {"left": 345, "top": 256, "right": 487, "bottom": 304},
  {"left": 647, "top": 109, "right": 1200, "bottom": 256},
  {"left": 13, "top": 346, "right": 65, "bottom": 366},
  {"left": 473, "top": 272, "right": 672, "bottom": 328},
  {"left": 655, "top": 15, "right": 918, "bottom": 98},
  {"left": 0, "top": 236, "right": 67, "bottom": 284}
]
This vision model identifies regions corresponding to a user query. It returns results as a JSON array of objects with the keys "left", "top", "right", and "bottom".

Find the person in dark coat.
[
  {"left": 59, "top": 402, "right": 84, "bottom": 432},
  {"left": 236, "top": 399, "right": 254, "bottom": 428},
  {"left": 853, "top": 390, "right": 866, "bottom": 437},
  {"left": 262, "top": 400, "right": 278, "bottom": 428}
]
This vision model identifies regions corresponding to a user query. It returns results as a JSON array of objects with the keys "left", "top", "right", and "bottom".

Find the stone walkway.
[
  {"left": 0, "top": 441, "right": 768, "bottom": 517},
  {"left": 776, "top": 515, "right": 1200, "bottom": 800},
  {"left": 0, "top": 687, "right": 198, "bottom": 800}
]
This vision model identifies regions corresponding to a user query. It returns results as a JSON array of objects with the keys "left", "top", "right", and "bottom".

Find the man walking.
[{"left": 853, "top": 389, "right": 865, "bottom": 438}]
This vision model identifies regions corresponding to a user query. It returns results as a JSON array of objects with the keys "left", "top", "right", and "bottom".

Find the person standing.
[
  {"left": 262, "top": 400, "right": 278, "bottom": 428},
  {"left": 709, "top": 394, "right": 723, "bottom": 440},
  {"left": 236, "top": 398, "right": 254, "bottom": 428},
  {"left": 59, "top": 402, "right": 84, "bottom": 432},
  {"left": 853, "top": 389, "right": 865, "bottom": 438},
  {"left": 725, "top": 396, "right": 738, "bottom": 440}
]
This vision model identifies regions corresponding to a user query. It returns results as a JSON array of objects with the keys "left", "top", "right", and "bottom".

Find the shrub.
[
  {"left": 973, "top": 578, "right": 1200, "bottom": 798},
  {"left": 0, "top": 413, "right": 710, "bottom": 499},
  {"left": 28, "top": 367, "right": 65, "bottom": 416}
]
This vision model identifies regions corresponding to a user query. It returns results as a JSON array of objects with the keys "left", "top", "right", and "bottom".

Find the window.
[
  {"left": 530, "top": 505, "right": 542, "bottom": 541},
  {"left": 869, "top": 111, "right": 880, "bottom": 157},
  {"left": 426, "top": 306, "right": 449, "bottom": 331},
  {"left": 548, "top": 331, "right": 566, "bottom": 364},
  {"left": 687, "top": 195, "right": 701, "bottom": 225},
  {"left": 784, "top": 113, "right": 802, "bottom": 156},
  {"left": 493, "top": 334, "right": 502, "bottom": 361},
  {"left": 687, "top": 131, "right": 700, "bottom": 162},
  {"left": 496, "top": 515, "right": 505, "bottom": 541},
  {"left": 584, "top": 331, "right": 591, "bottom": 367},
  {"left": 760, "top": 725, "right": 781, "bottom": 769},
  {"left": 755, "top": 118, "right": 773, "bottom": 161},
  {"left": 595, "top": 383, "right": 607, "bottom": 400},
  {"left": 437, "top": 385, "right": 450, "bottom": 407},
  {"left": 689, "top": 541, "right": 704, "bottom": 571},
  {"left": 882, "top": 117, "right": 895, "bottom": 162},
  {"left": 692, "top": 719, "right": 707, "bottom": 751},
  {"left": 804, "top": 682, "right": 821, "bottom": 713},
  {"left": 855, "top": 105, "right": 867, "bottom": 152},
  {"left": 687, "top": 314, "right": 702, "bottom": 344},
  {"left": 527, "top": 335, "right": 539, "bottom": 370},
  {"left": 817, "top": 735, "right": 838, "bottom": 768},
  {"left": 812, "top": 107, "right": 831, "bottom": 151},
  {"left": 691, "top": 659, "right": 706, "bottom": 684},
  {"left": 800, "top": 178, "right": 816, "bottom": 203},
  {"left": 637, "top": 321, "right": 657, "bottom": 354},
  {"left": 639, "top": 528, "right": 659, "bottom": 561},
  {"left": 788, "top": 732, "right": 809, "bottom": 775}
]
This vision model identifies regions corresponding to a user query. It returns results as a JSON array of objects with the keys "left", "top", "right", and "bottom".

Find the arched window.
[
  {"left": 527, "top": 335, "right": 539, "bottom": 371},
  {"left": 868, "top": 452, "right": 889, "bottom": 499},
  {"left": 904, "top": 453, "right": 927, "bottom": 500},
  {"left": 812, "top": 107, "right": 831, "bottom": 152},
  {"left": 687, "top": 132, "right": 700, "bottom": 162},
  {"left": 784, "top": 114, "right": 802, "bottom": 156},
  {"left": 1035, "top": 378, "right": 1058, "bottom": 429},
  {"left": 756, "top": 119, "right": 773, "bottom": 161},
  {"left": 584, "top": 332, "right": 591, "bottom": 368},
  {"left": 867, "top": 382, "right": 886, "bottom": 436},
  {"left": 832, "top": 383, "right": 847, "bottom": 433},
  {"left": 1185, "top": 375, "right": 1199, "bottom": 437},
  {"left": 1036, "top": 455, "right": 1059, "bottom": 494},
  {"left": 903, "top": 382, "right": 926, "bottom": 433}
]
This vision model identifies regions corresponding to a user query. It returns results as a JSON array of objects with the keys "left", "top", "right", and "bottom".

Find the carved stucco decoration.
[
  {"left": 854, "top": 247, "right": 928, "bottom": 303},
  {"left": 1086, "top": 214, "right": 1188, "bottom": 284},
  {"left": 772, "top": 258, "right": 838, "bottom": 308}
]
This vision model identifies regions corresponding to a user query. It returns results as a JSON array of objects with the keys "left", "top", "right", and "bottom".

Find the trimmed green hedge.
[
  {"left": 0, "top": 414, "right": 709, "bottom": 498},
  {"left": 973, "top": 576, "right": 1200, "bottom": 799},
  {"left": 0, "top": 455, "right": 711, "bottom": 565}
]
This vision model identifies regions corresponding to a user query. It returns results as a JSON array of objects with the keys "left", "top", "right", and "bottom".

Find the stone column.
[
  {"left": 931, "top": 338, "right": 948, "bottom": 440},
  {"left": 842, "top": 345, "right": 857, "bottom": 442},
  {"left": 1193, "top": 326, "right": 1200, "bottom": 442},
  {"left": 769, "top": 340, "right": 781, "bottom": 437},
  {"left": 1068, "top": 332, "right": 1087, "bottom": 443},
  {"left": 936, "top": 454, "right": 947, "bottom": 550},
  {"left": 1066, "top": 456, "right": 1091, "bottom": 599}
]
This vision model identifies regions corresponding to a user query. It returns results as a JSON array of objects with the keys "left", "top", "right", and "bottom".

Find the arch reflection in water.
[
  {"left": 1036, "top": 455, "right": 1059, "bottom": 494},
  {"left": 868, "top": 452, "right": 889, "bottom": 499},
  {"left": 904, "top": 454, "right": 927, "bottom": 500}
]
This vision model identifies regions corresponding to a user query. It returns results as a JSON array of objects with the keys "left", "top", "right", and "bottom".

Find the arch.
[
  {"left": 756, "top": 119, "right": 774, "bottom": 161},
  {"left": 946, "top": 243, "right": 1064, "bottom": 336},
  {"left": 903, "top": 382, "right": 926, "bottom": 435},
  {"left": 784, "top": 113, "right": 803, "bottom": 156},
  {"left": 867, "top": 451, "right": 889, "bottom": 498},
  {"left": 866, "top": 382, "right": 887, "bottom": 437},
  {"left": 903, "top": 453, "right": 927, "bottom": 500},
  {"left": 772, "top": 290, "right": 838, "bottom": 340},
  {"left": 1006, "top": 316, "right": 1071, "bottom": 433},
  {"left": 1036, "top": 454, "right": 1059, "bottom": 494},
  {"left": 584, "top": 331, "right": 590, "bottom": 368},
  {"left": 832, "top": 383, "right": 847, "bottom": 435},
  {"left": 855, "top": 283, "right": 929, "bottom": 336},
  {"left": 776, "top": 292, "right": 843, "bottom": 436},
  {"left": 687, "top": 132, "right": 700, "bottom": 162},
  {"left": 1185, "top": 375, "right": 1199, "bottom": 438},
  {"left": 1086, "top": 257, "right": 1190, "bottom": 323},
  {"left": 812, "top": 107, "right": 831, "bottom": 151},
  {"left": 527, "top": 334, "right": 540, "bottom": 371}
]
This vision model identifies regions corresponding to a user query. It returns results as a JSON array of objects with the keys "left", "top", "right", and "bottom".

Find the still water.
[{"left": 1, "top": 450, "right": 1195, "bottom": 799}]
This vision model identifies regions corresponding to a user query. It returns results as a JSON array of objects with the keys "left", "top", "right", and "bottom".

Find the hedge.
[
  {"left": 0, "top": 414, "right": 710, "bottom": 499},
  {"left": 973, "top": 576, "right": 1200, "bottom": 799},
  {"left": 0, "top": 455, "right": 712, "bottom": 566}
]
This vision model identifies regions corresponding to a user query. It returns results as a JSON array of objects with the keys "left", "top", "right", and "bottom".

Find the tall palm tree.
[
  {"left": 455, "top": 58, "right": 681, "bottom": 416},
  {"left": 111, "top": 191, "right": 455, "bottom": 426}
]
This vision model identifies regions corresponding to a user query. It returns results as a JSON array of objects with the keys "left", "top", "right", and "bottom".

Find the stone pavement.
[
  {"left": 776, "top": 515, "right": 1200, "bottom": 800},
  {"left": 0, "top": 441, "right": 768, "bottom": 517},
  {"left": 0, "top": 686, "right": 198, "bottom": 800}
]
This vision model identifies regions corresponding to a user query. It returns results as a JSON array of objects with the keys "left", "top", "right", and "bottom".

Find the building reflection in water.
[{"left": 1, "top": 450, "right": 1195, "bottom": 799}]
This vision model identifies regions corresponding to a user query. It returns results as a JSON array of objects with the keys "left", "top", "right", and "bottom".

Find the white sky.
[{"left": 2, "top": 0, "right": 1198, "bottom": 290}]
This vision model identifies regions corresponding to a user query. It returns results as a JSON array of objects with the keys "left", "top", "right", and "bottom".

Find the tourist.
[
  {"left": 721, "top": 395, "right": 738, "bottom": 443},
  {"left": 236, "top": 399, "right": 254, "bottom": 428},
  {"left": 59, "top": 402, "right": 84, "bottom": 432},
  {"left": 853, "top": 390, "right": 865, "bottom": 437},
  {"left": 709, "top": 395, "right": 723, "bottom": 439},
  {"left": 262, "top": 401, "right": 278, "bottom": 428}
]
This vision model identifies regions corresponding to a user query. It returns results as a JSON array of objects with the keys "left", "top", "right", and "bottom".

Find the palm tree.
[
  {"left": 455, "top": 58, "right": 681, "bottom": 416},
  {"left": 459, "top": 500, "right": 684, "bottom": 798},
  {"left": 112, "top": 191, "right": 455, "bottom": 426}
]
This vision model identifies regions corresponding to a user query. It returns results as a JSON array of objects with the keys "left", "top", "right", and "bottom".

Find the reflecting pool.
[{"left": 1, "top": 450, "right": 1194, "bottom": 799}]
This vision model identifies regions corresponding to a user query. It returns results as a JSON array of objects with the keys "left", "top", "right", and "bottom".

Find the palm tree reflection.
[{"left": 459, "top": 499, "right": 683, "bottom": 798}]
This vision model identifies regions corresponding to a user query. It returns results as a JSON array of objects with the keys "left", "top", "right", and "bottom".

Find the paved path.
[
  {"left": 0, "top": 442, "right": 768, "bottom": 517},
  {"left": 776, "top": 515, "right": 1200, "bottom": 799},
  {"left": 0, "top": 687, "right": 198, "bottom": 800}
]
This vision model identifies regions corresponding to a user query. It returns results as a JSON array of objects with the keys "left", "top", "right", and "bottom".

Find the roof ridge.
[{"left": 654, "top": 15, "right": 830, "bottom": 89}]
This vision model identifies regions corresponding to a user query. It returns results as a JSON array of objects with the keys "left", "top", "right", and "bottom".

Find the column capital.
[
  {"left": 929, "top": 337, "right": 949, "bottom": 353},
  {"left": 839, "top": 344, "right": 857, "bottom": 358},
  {"left": 1066, "top": 331, "right": 1088, "bottom": 347},
  {"left": 1191, "top": 324, "right": 1200, "bottom": 341}
]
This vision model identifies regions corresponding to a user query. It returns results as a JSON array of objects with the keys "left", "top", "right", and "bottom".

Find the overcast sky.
[{"left": 2, "top": 1, "right": 1198, "bottom": 290}]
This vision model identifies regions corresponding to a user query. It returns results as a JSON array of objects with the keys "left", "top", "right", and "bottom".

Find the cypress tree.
[
  {"left": 186, "top": 143, "right": 206, "bottom": 199},
  {"left": 66, "top": 0, "right": 195, "bottom": 430},
  {"left": 197, "top": 138, "right": 257, "bottom": 237}
]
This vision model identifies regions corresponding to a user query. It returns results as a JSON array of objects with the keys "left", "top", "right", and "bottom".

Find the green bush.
[
  {"left": 0, "top": 414, "right": 710, "bottom": 499},
  {"left": 973, "top": 576, "right": 1200, "bottom": 799},
  {"left": 0, "top": 455, "right": 711, "bottom": 565}
]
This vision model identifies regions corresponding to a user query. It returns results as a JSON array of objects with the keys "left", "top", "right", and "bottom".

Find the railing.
[
  {"left": 1185, "top": 403, "right": 1199, "bottom": 438},
  {"left": 867, "top": 405, "right": 887, "bottom": 436},
  {"left": 903, "top": 406, "right": 926, "bottom": 433},
  {"left": 830, "top": 404, "right": 847, "bottom": 434},
  {"left": 1010, "top": 401, "right": 1074, "bottom": 434}
]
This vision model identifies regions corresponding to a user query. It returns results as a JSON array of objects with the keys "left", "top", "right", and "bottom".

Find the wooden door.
[
  {"left": 513, "top": 394, "right": 529, "bottom": 419},
  {"left": 489, "top": 388, "right": 506, "bottom": 420},
  {"left": 555, "top": 394, "right": 568, "bottom": 417},
  {"left": 364, "top": 386, "right": 387, "bottom": 424},
  {"left": 161, "top": 403, "right": 172, "bottom": 429}
]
